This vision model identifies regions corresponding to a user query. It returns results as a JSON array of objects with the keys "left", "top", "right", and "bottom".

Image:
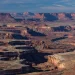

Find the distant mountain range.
[{"left": 1, "top": 12, "right": 75, "bottom": 23}]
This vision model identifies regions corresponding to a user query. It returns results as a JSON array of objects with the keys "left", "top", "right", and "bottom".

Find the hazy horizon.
[{"left": 0, "top": 0, "right": 75, "bottom": 13}]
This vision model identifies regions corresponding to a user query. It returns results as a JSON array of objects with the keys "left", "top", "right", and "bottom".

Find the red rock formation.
[
  {"left": 0, "top": 13, "right": 15, "bottom": 23},
  {"left": 23, "top": 12, "right": 29, "bottom": 15},
  {"left": 58, "top": 13, "right": 66, "bottom": 20},
  {"left": 9, "top": 12, "right": 75, "bottom": 22},
  {"left": 33, "top": 13, "right": 44, "bottom": 19},
  {"left": 71, "top": 13, "right": 75, "bottom": 19}
]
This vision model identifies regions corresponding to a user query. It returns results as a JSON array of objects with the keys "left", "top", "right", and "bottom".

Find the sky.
[{"left": 0, "top": 0, "right": 75, "bottom": 12}]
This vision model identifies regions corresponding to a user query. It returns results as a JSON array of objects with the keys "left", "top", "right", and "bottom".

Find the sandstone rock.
[{"left": 48, "top": 52, "right": 75, "bottom": 70}]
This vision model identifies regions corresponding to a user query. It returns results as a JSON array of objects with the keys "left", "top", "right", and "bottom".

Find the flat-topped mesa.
[
  {"left": 48, "top": 52, "right": 75, "bottom": 70},
  {"left": 0, "top": 61, "right": 31, "bottom": 75},
  {"left": 8, "top": 40, "right": 37, "bottom": 53},
  {"left": 0, "top": 13, "right": 16, "bottom": 23},
  {"left": 0, "top": 33, "right": 13, "bottom": 39},
  {"left": 0, "top": 49, "right": 18, "bottom": 60},
  {"left": 0, "top": 31, "right": 29, "bottom": 40},
  {"left": 10, "top": 12, "right": 75, "bottom": 22},
  {"left": 0, "top": 47, "right": 37, "bottom": 61}
]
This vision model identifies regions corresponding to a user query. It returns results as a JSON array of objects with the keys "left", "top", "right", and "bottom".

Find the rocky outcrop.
[
  {"left": 0, "top": 61, "right": 31, "bottom": 75},
  {"left": 52, "top": 25, "right": 72, "bottom": 32},
  {"left": 48, "top": 52, "right": 75, "bottom": 70},
  {"left": 10, "top": 12, "right": 75, "bottom": 22},
  {"left": 0, "top": 13, "right": 16, "bottom": 23},
  {"left": 35, "top": 25, "right": 73, "bottom": 32},
  {"left": 0, "top": 12, "right": 75, "bottom": 23},
  {"left": 11, "top": 12, "right": 75, "bottom": 21}
]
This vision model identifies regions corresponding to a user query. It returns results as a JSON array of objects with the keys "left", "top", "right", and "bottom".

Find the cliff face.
[
  {"left": 11, "top": 12, "right": 75, "bottom": 21},
  {"left": 0, "top": 12, "right": 75, "bottom": 23},
  {"left": 48, "top": 52, "right": 75, "bottom": 70},
  {"left": 0, "top": 13, "right": 16, "bottom": 23}
]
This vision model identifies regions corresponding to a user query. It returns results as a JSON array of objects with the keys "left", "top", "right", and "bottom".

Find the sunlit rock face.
[
  {"left": 58, "top": 13, "right": 66, "bottom": 20},
  {"left": 48, "top": 52, "right": 75, "bottom": 70},
  {"left": 20, "top": 29, "right": 28, "bottom": 36},
  {"left": 48, "top": 55, "right": 65, "bottom": 69},
  {"left": 58, "top": 62, "right": 64, "bottom": 69},
  {"left": 71, "top": 13, "right": 75, "bottom": 19}
]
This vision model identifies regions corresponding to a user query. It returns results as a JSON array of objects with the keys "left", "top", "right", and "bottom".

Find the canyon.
[{"left": 0, "top": 13, "right": 75, "bottom": 75}]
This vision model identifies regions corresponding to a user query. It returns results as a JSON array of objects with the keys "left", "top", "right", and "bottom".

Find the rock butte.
[{"left": 48, "top": 52, "right": 75, "bottom": 70}]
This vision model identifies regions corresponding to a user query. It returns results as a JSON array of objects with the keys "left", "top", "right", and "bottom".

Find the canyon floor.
[{"left": 0, "top": 21, "right": 75, "bottom": 75}]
